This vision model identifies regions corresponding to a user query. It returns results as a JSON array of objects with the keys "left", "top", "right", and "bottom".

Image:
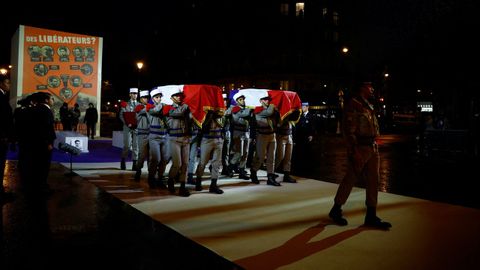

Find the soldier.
[
  {"left": 275, "top": 111, "right": 300, "bottom": 183},
  {"left": 228, "top": 93, "right": 252, "bottom": 180},
  {"left": 119, "top": 88, "right": 140, "bottom": 170},
  {"left": 328, "top": 82, "right": 392, "bottom": 229},
  {"left": 187, "top": 123, "right": 201, "bottom": 185},
  {"left": 221, "top": 97, "right": 232, "bottom": 176},
  {"left": 195, "top": 111, "right": 225, "bottom": 194},
  {"left": 147, "top": 88, "right": 169, "bottom": 189},
  {"left": 134, "top": 90, "right": 151, "bottom": 182},
  {"left": 250, "top": 94, "right": 281, "bottom": 186},
  {"left": 166, "top": 90, "right": 191, "bottom": 197}
]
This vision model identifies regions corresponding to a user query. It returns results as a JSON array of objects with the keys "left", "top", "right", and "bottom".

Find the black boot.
[
  {"left": 120, "top": 158, "right": 126, "bottom": 170},
  {"left": 131, "top": 160, "right": 137, "bottom": 171},
  {"left": 187, "top": 173, "right": 195, "bottom": 185},
  {"left": 167, "top": 177, "right": 176, "bottom": 194},
  {"left": 178, "top": 182, "right": 190, "bottom": 197},
  {"left": 134, "top": 169, "right": 141, "bottom": 182},
  {"left": 250, "top": 170, "right": 259, "bottom": 184},
  {"left": 195, "top": 177, "right": 203, "bottom": 191},
  {"left": 267, "top": 173, "right": 281, "bottom": 186},
  {"left": 239, "top": 168, "right": 250, "bottom": 180},
  {"left": 364, "top": 207, "right": 392, "bottom": 229},
  {"left": 156, "top": 177, "right": 167, "bottom": 189},
  {"left": 221, "top": 165, "right": 231, "bottom": 176},
  {"left": 227, "top": 164, "right": 236, "bottom": 177},
  {"left": 147, "top": 176, "right": 156, "bottom": 189},
  {"left": 329, "top": 204, "right": 348, "bottom": 226},
  {"left": 282, "top": 172, "right": 297, "bottom": 183},
  {"left": 209, "top": 179, "right": 224, "bottom": 194}
]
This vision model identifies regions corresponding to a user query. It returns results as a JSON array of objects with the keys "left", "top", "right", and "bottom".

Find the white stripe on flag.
[{"left": 238, "top": 88, "right": 269, "bottom": 107}]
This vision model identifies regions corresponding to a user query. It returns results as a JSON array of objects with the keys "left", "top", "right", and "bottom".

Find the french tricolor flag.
[
  {"left": 154, "top": 84, "right": 225, "bottom": 127},
  {"left": 229, "top": 88, "right": 302, "bottom": 121}
]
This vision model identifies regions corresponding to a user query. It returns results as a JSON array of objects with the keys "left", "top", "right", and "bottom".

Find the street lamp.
[
  {"left": 0, "top": 68, "right": 7, "bottom": 75},
  {"left": 136, "top": 61, "right": 144, "bottom": 88}
]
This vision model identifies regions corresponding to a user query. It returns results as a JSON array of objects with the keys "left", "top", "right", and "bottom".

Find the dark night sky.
[{"left": 2, "top": 0, "right": 479, "bottom": 99}]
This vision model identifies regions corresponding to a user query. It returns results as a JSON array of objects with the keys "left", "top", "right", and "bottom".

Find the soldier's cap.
[
  {"left": 150, "top": 88, "right": 163, "bottom": 98},
  {"left": 259, "top": 94, "right": 272, "bottom": 101},
  {"left": 301, "top": 102, "right": 309, "bottom": 106},
  {"left": 233, "top": 92, "right": 245, "bottom": 101},
  {"left": 139, "top": 90, "right": 150, "bottom": 98},
  {"left": 129, "top": 87, "right": 139, "bottom": 94},
  {"left": 171, "top": 90, "right": 184, "bottom": 97}
]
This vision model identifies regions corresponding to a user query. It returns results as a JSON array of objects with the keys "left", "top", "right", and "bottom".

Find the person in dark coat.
[
  {"left": 59, "top": 102, "right": 72, "bottom": 130},
  {"left": 22, "top": 92, "right": 56, "bottom": 195},
  {"left": 71, "top": 103, "right": 81, "bottom": 132},
  {"left": 0, "top": 75, "right": 15, "bottom": 203},
  {"left": 292, "top": 102, "right": 317, "bottom": 175},
  {"left": 84, "top": 103, "right": 98, "bottom": 139}
]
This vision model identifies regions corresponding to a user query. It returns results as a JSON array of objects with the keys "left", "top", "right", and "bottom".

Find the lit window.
[
  {"left": 280, "top": 3, "right": 289, "bottom": 16},
  {"left": 296, "top": 2, "right": 305, "bottom": 17},
  {"left": 333, "top": 11, "right": 339, "bottom": 25}
]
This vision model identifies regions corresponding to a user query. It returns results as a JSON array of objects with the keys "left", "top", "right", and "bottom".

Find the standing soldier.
[
  {"left": 250, "top": 94, "right": 281, "bottom": 186},
  {"left": 221, "top": 97, "right": 232, "bottom": 176},
  {"left": 228, "top": 93, "right": 252, "bottom": 180},
  {"left": 134, "top": 90, "right": 151, "bottom": 182},
  {"left": 328, "top": 82, "right": 392, "bottom": 229},
  {"left": 119, "top": 87, "right": 139, "bottom": 170},
  {"left": 147, "top": 88, "right": 169, "bottom": 189},
  {"left": 187, "top": 123, "right": 201, "bottom": 185},
  {"left": 195, "top": 111, "right": 225, "bottom": 194},
  {"left": 166, "top": 90, "right": 191, "bottom": 197},
  {"left": 275, "top": 111, "right": 300, "bottom": 183}
]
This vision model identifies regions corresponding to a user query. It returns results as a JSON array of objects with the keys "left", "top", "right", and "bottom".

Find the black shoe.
[
  {"left": 178, "top": 187, "right": 190, "bottom": 197},
  {"left": 282, "top": 173, "right": 297, "bottom": 183},
  {"left": 120, "top": 159, "right": 126, "bottom": 170},
  {"left": 364, "top": 216, "right": 392, "bottom": 229},
  {"left": 239, "top": 169, "right": 250, "bottom": 180},
  {"left": 134, "top": 170, "right": 141, "bottom": 182},
  {"left": 167, "top": 178, "right": 176, "bottom": 194},
  {"left": 131, "top": 160, "right": 138, "bottom": 171},
  {"left": 158, "top": 182, "right": 167, "bottom": 189},
  {"left": 267, "top": 178, "right": 281, "bottom": 186},
  {"left": 187, "top": 173, "right": 195, "bottom": 185},
  {"left": 209, "top": 185, "right": 224, "bottom": 194},
  {"left": 250, "top": 171, "right": 259, "bottom": 184},
  {"left": 148, "top": 177, "right": 156, "bottom": 189},
  {"left": 329, "top": 207, "right": 348, "bottom": 226}
]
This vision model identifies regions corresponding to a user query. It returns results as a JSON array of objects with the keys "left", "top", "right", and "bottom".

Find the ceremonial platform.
[{"left": 2, "top": 138, "right": 480, "bottom": 269}]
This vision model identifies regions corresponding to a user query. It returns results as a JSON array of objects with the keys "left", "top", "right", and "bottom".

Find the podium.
[{"left": 54, "top": 131, "right": 89, "bottom": 153}]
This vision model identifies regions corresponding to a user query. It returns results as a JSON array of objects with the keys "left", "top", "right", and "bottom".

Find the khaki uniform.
[
  {"left": 196, "top": 114, "right": 224, "bottom": 180},
  {"left": 148, "top": 103, "right": 169, "bottom": 181},
  {"left": 135, "top": 104, "right": 150, "bottom": 171},
  {"left": 167, "top": 103, "right": 191, "bottom": 183},
  {"left": 251, "top": 104, "right": 277, "bottom": 174},
  {"left": 275, "top": 120, "right": 293, "bottom": 173},
  {"left": 119, "top": 99, "right": 139, "bottom": 160},
  {"left": 334, "top": 97, "right": 380, "bottom": 207},
  {"left": 229, "top": 105, "right": 252, "bottom": 170}
]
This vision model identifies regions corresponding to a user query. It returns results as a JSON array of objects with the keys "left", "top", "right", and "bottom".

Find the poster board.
[{"left": 10, "top": 25, "right": 103, "bottom": 136}]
